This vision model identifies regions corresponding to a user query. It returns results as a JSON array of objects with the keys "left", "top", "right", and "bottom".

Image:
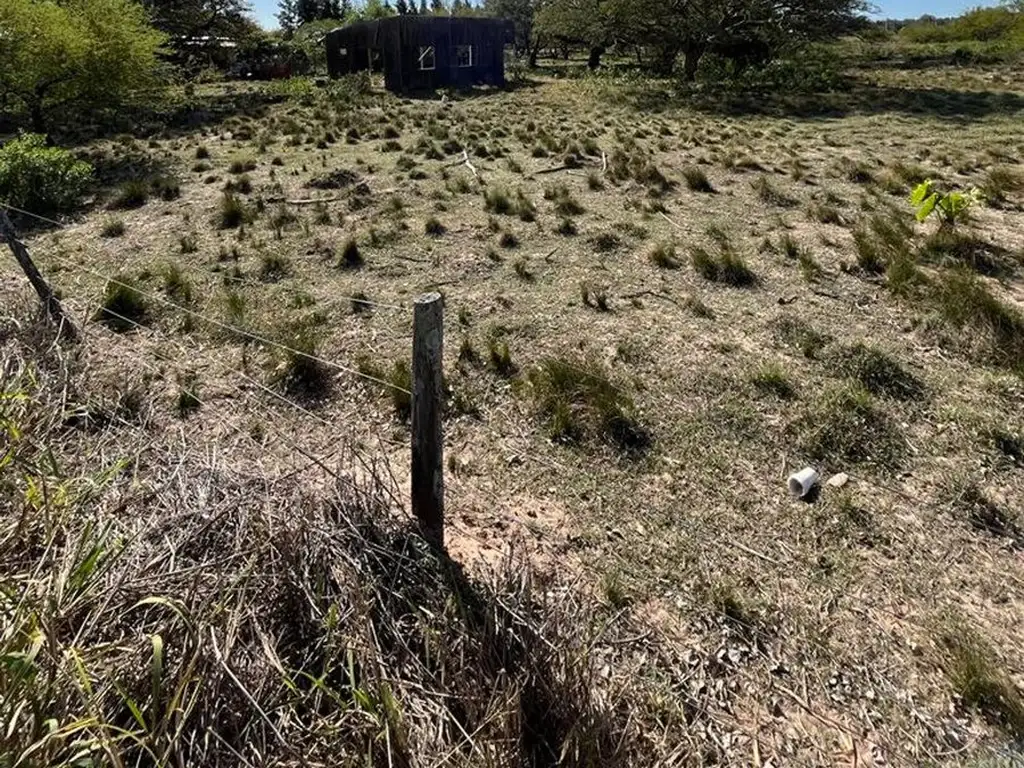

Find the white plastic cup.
[{"left": 788, "top": 467, "right": 820, "bottom": 498}]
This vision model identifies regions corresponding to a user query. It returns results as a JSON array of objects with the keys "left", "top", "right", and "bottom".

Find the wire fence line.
[{"left": 0, "top": 200, "right": 412, "bottom": 395}]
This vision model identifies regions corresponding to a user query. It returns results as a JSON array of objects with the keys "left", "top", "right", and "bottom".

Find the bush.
[{"left": 0, "top": 134, "right": 92, "bottom": 215}]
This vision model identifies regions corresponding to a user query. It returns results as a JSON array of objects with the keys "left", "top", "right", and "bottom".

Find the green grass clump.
[
  {"left": 100, "top": 218, "right": 125, "bottom": 238},
  {"left": 691, "top": 243, "right": 757, "bottom": 287},
  {"left": 484, "top": 186, "right": 514, "bottom": 215},
  {"left": 219, "top": 192, "right": 254, "bottom": 229},
  {"left": 751, "top": 175, "right": 795, "bottom": 207},
  {"left": 544, "top": 183, "right": 585, "bottom": 216},
  {"left": 339, "top": 238, "right": 363, "bottom": 268},
  {"left": 828, "top": 343, "right": 924, "bottom": 400},
  {"left": 931, "top": 269, "right": 1024, "bottom": 371},
  {"left": 359, "top": 357, "right": 413, "bottom": 419},
  {"left": 773, "top": 316, "right": 831, "bottom": 359},
  {"left": 795, "top": 382, "right": 904, "bottom": 467},
  {"left": 488, "top": 339, "right": 516, "bottom": 376},
  {"left": 269, "top": 325, "right": 331, "bottom": 398},
  {"left": 936, "top": 621, "right": 1024, "bottom": 739},
  {"left": 162, "top": 263, "right": 193, "bottom": 303},
  {"left": 751, "top": 362, "right": 796, "bottom": 399},
  {"left": 259, "top": 253, "right": 289, "bottom": 282},
  {"left": 95, "top": 275, "right": 148, "bottom": 332},
  {"left": 527, "top": 357, "right": 650, "bottom": 453},
  {"left": 591, "top": 232, "right": 620, "bottom": 252},
  {"left": 228, "top": 157, "right": 257, "bottom": 174},
  {"left": 648, "top": 242, "right": 680, "bottom": 269},
  {"left": 852, "top": 213, "right": 914, "bottom": 277},
  {"left": 424, "top": 216, "right": 446, "bottom": 236},
  {"left": 682, "top": 166, "right": 714, "bottom": 193},
  {"left": 110, "top": 179, "right": 150, "bottom": 210}
]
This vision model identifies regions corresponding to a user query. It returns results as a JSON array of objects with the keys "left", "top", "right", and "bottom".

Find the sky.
[{"left": 249, "top": 0, "right": 1000, "bottom": 30}]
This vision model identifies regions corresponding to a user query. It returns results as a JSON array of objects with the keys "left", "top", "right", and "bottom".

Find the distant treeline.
[{"left": 878, "top": 3, "right": 1024, "bottom": 47}]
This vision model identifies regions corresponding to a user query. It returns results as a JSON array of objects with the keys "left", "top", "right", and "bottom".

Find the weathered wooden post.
[
  {"left": 0, "top": 208, "right": 78, "bottom": 341},
  {"left": 411, "top": 292, "right": 444, "bottom": 547}
]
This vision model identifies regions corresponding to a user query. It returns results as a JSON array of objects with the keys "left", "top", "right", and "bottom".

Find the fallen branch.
[
  {"left": 266, "top": 196, "right": 342, "bottom": 205},
  {"left": 601, "top": 151, "right": 607, "bottom": 174},
  {"left": 659, "top": 211, "right": 684, "bottom": 230},
  {"left": 461, "top": 149, "right": 478, "bottom": 179},
  {"left": 534, "top": 164, "right": 573, "bottom": 176},
  {"left": 621, "top": 289, "right": 679, "bottom": 306}
]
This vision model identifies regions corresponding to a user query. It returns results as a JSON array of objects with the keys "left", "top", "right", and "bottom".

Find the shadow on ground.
[{"left": 627, "top": 79, "right": 1024, "bottom": 120}]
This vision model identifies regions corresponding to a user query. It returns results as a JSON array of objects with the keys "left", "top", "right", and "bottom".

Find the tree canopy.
[
  {"left": 0, "top": 0, "right": 166, "bottom": 133},
  {"left": 530, "top": 0, "right": 868, "bottom": 77},
  {"left": 141, "top": 0, "right": 255, "bottom": 40}
]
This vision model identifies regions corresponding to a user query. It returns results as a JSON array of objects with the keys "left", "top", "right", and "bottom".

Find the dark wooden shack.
[{"left": 325, "top": 16, "right": 512, "bottom": 92}]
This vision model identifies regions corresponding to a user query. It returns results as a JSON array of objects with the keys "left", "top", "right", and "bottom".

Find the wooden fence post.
[
  {"left": 0, "top": 208, "right": 78, "bottom": 341},
  {"left": 411, "top": 292, "right": 444, "bottom": 547}
]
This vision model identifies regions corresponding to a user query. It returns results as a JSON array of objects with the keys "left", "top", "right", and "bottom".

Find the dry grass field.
[{"left": 3, "top": 55, "right": 1024, "bottom": 765}]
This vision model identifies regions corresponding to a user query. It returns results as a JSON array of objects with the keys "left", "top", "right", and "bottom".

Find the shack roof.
[{"left": 325, "top": 15, "right": 513, "bottom": 48}]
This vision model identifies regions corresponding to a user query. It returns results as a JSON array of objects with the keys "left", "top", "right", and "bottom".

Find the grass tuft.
[
  {"left": 527, "top": 356, "right": 650, "bottom": 453},
  {"left": 682, "top": 166, "right": 714, "bottom": 192},
  {"left": 795, "top": 382, "right": 904, "bottom": 468},
  {"left": 936, "top": 621, "right": 1024, "bottom": 739},
  {"left": 95, "top": 275, "right": 148, "bottom": 332},
  {"left": 751, "top": 362, "right": 796, "bottom": 399},
  {"left": 828, "top": 343, "right": 925, "bottom": 400},
  {"left": 648, "top": 242, "right": 680, "bottom": 269}
]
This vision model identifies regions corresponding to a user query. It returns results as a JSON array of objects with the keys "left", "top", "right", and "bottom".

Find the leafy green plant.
[
  {"left": 910, "top": 180, "right": 982, "bottom": 228},
  {"left": 0, "top": 133, "right": 92, "bottom": 215}
]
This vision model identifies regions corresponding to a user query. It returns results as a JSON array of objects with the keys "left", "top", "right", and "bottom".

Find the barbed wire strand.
[{"left": 0, "top": 202, "right": 412, "bottom": 395}]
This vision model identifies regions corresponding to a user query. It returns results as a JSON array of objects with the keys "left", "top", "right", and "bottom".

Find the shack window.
[
  {"left": 418, "top": 46, "right": 436, "bottom": 71},
  {"left": 455, "top": 45, "right": 473, "bottom": 68}
]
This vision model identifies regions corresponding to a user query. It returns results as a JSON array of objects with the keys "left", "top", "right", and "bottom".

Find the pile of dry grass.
[{"left": 0, "top": 314, "right": 676, "bottom": 767}]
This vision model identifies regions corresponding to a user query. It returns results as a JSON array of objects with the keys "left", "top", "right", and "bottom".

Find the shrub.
[
  {"left": 0, "top": 134, "right": 91, "bottom": 215},
  {"left": 94, "top": 275, "right": 148, "bottom": 332},
  {"left": 527, "top": 357, "right": 650, "bottom": 453}
]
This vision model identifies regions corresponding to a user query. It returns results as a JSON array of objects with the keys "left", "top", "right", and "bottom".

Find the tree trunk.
[
  {"left": 587, "top": 46, "right": 605, "bottom": 70},
  {"left": 680, "top": 42, "right": 706, "bottom": 82},
  {"left": 528, "top": 44, "right": 540, "bottom": 68},
  {"left": 30, "top": 101, "right": 46, "bottom": 135},
  {"left": 648, "top": 46, "right": 680, "bottom": 77}
]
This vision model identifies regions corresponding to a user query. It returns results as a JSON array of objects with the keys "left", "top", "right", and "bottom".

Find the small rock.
[{"left": 826, "top": 472, "right": 849, "bottom": 488}]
